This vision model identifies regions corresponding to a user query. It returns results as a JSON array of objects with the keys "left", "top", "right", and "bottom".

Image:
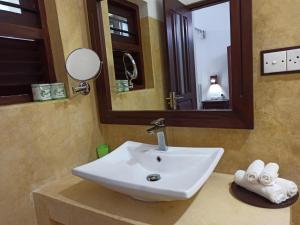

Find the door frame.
[{"left": 86, "top": 0, "right": 254, "bottom": 129}]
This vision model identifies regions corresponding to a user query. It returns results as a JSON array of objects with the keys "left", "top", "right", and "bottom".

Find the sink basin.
[{"left": 72, "top": 141, "right": 224, "bottom": 201}]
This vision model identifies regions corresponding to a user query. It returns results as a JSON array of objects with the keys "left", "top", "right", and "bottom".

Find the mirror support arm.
[{"left": 72, "top": 81, "right": 91, "bottom": 95}]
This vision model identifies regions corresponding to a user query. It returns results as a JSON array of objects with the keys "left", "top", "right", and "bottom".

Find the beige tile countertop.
[{"left": 33, "top": 173, "right": 290, "bottom": 225}]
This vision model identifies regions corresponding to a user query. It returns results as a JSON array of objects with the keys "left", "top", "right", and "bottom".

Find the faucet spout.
[
  {"left": 146, "top": 126, "right": 157, "bottom": 134},
  {"left": 147, "top": 118, "right": 168, "bottom": 151}
]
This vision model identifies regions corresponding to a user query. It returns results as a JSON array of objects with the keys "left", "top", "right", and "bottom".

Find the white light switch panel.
[
  {"left": 287, "top": 48, "right": 300, "bottom": 71},
  {"left": 263, "top": 51, "right": 287, "bottom": 74}
]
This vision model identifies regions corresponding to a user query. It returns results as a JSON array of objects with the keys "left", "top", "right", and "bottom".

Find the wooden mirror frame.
[{"left": 86, "top": 0, "right": 253, "bottom": 129}]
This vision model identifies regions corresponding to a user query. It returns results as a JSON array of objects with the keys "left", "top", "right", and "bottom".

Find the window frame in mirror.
[{"left": 86, "top": 0, "right": 253, "bottom": 129}]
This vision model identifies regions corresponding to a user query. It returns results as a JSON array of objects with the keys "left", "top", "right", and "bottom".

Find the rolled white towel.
[
  {"left": 235, "top": 170, "right": 288, "bottom": 204},
  {"left": 259, "top": 162, "right": 279, "bottom": 186},
  {"left": 276, "top": 178, "right": 298, "bottom": 198},
  {"left": 246, "top": 160, "right": 265, "bottom": 183}
]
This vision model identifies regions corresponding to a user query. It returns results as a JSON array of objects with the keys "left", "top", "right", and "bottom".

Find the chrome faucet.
[{"left": 147, "top": 118, "right": 168, "bottom": 151}]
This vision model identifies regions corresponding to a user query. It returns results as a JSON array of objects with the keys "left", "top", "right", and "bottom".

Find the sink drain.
[{"left": 147, "top": 174, "right": 161, "bottom": 182}]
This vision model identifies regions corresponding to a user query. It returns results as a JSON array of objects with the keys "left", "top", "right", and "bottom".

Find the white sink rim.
[{"left": 72, "top": 141, "right": 224, "bottom": 201}]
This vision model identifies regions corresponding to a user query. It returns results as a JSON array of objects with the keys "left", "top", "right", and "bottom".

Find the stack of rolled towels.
[{"left": 234, "top": 160, "right": 298, "bottom": 204}]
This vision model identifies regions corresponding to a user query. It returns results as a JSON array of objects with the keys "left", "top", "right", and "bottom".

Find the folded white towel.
[
  {"left": 259, "top": 163, "right": 279, "bottom": 186},
  {"left": 235, "top": 170, "right": 288, "bottom": 204},
  {"left": 276, "top": 178, "right": 298, "bottom": 198},
  {"left": 246, "top": 160, "right": 265, "bottom": 183}
]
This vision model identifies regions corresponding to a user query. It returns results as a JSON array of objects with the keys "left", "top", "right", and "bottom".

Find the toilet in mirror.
[
  {"left": 66, "top": 48, "right": 102, "bottom": 95},
  {"left": 105, "top": 0, "right": 232, "bottom": 111}
]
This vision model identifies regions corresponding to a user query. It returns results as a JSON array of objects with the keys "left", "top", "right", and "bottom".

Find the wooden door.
[{"left": 164, "top": 0, "right": 197, "bottom": 110}]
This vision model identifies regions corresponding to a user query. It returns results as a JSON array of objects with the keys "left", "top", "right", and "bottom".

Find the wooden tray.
[{"left": 230, "top": 182, "right": 299, "bottom": 209}]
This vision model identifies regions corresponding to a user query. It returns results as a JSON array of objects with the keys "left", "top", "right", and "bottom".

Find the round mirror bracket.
[
  {"left": 65, "top": 48, "right": 102, "bottom": 96},
  {"left": 72, "top": 81, "right": 91, "bottom": 95}
]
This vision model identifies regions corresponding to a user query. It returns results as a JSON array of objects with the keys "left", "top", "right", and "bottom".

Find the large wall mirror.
[{"left": 87, "top": 0, "right": 253, "bottom": 129}]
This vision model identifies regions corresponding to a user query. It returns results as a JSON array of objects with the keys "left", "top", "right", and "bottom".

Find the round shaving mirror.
[{"left": 66, "top": 48, "right": 102, "bottom": 95}]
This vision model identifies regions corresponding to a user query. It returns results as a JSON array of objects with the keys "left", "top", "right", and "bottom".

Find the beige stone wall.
[
  {"left": 0, "top": 0, "right": 103, "bottom": 224},
  {"left": 102, "top": 0, "right": 300, "bottom": 224},
  {"left": 2, "top": 0, "right": 300, "bottom": 225},
  {"left": 101, "top": 0, "right": 167, "bottom": 111}
]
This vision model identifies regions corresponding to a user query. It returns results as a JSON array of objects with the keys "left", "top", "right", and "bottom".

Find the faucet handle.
[{"left": 150, "top": 118, "right": 165, "bottom": 127}]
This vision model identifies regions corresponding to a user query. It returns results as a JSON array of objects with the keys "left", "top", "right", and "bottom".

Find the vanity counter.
[{"left": 33, "top": 173, "right": 290, "bottom": 225}]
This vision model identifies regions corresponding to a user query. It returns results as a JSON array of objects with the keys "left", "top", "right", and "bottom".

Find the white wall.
[
  {"left": 144, "top": 0, "right": 163, "bottom": 21},
  {"left": 192, "top": 2, "right": 231, "bottom": 107},
  {"left": 129, "top": 0, "right": 164, "bottom": 21},
  {"left": 133, "top": 0, "right": 204, "bottom": 21},
  {"left": 132, "top": 0, "right": 206, "bottom": 21},
  {"left": 179, "top": 0, "right": 205, "bottom": 5}
]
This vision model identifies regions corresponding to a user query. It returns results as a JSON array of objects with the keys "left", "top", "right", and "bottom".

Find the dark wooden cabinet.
[
  {"left": 0, "top": 0, "right": 55, "bottom": 105},
  {"left": 202, "top": 100, "right": 230, "bottom": 110}
]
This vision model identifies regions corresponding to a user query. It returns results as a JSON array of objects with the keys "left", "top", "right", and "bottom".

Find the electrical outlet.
[
  {"left": 263, "top": 51, "right": 287, "bottom": 74},
  {"left": 287, "top": 48, "right": 300, "bottom": 71}
]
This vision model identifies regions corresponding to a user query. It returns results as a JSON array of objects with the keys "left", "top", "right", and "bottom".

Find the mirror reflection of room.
[
  {"left": 108, "top": 0, "right": 146, "bottom": 91},
  {"left": 106, "top": 0, "right": 168, "bottom": 111},
  {"left": 192, "top": 2, "right": 231, "bottom": 110},
  {"left": 164, "top": 0, "right": 232, "bottom": 111},
  {"left": 104, "top": 0, "right": 232, "bottom": 111}
]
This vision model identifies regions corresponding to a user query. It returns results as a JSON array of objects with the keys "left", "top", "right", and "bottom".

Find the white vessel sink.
[{"left": 72, "top": 141, "right": 224, "bottom": 201}]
